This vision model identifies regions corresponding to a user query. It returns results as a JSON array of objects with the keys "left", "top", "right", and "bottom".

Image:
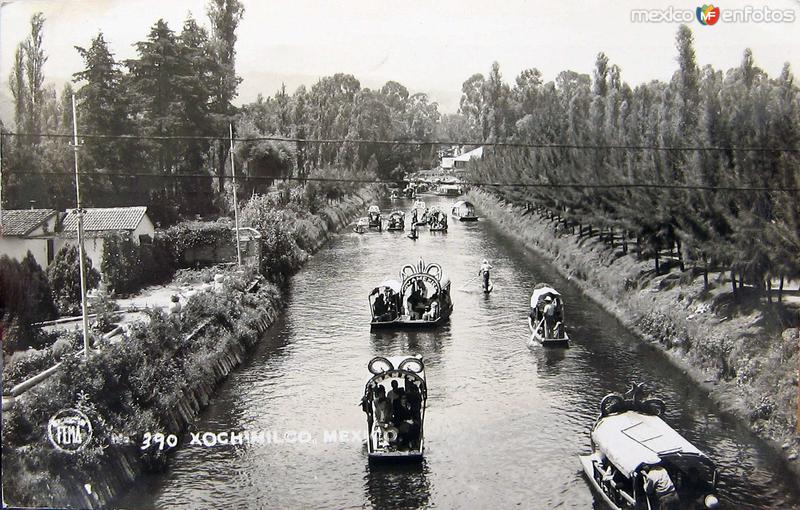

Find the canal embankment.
[
  {"left": 468, "top": 189, "right": 800, "bottom": 472},
  {"left": 1, "top": 186, "right": 382, "bottom": 510}
]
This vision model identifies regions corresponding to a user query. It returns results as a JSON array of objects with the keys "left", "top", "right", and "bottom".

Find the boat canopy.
[
  {"left": 592, "top": 411, "right": 707, "bottom": 479},
  {"left": 365, "top": 355, "right": 427, "bottom": 399},
  {"left": 369, "top": 205, "right": 380, "bottom": 214},
  {"left": 388, "top": 210, "right": 405, "bottom": 219},
  {"left": 412, "top": 200, "right": 426, "bottom": 210},
  {"left": 370, "top": 279, "right": 401, "bottom": 294},
  {"left": 530, "top": 287, "right": 561, "bottom": 307},
  {"left": 452, "top": 200, "right": 475, "bottom": 212}
]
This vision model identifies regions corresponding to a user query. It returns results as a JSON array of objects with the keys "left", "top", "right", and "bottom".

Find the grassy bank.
[
  {"left": 1, "top": 186, "right": 382, "bottom": 509},
  {"left": 469, "top": 190, "right": 800, "bottom": 468}
]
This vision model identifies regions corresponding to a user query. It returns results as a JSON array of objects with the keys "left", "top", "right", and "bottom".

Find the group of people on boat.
[
  {"left": 406, "top": 280, "right": 440, "bottom": 321},
  {"left": 371, "top": 287, "right": 401, "bottom": 322},
  {"left": 529, "top": 291, "right": 565, "bottom": 339},
  {"left": 363, "top": 379, "right": 423, "bottom": 450}
]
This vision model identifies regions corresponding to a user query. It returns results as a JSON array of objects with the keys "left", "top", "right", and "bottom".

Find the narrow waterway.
[{"left": 121, "top": 195, "right": 800, "bottom": 509}]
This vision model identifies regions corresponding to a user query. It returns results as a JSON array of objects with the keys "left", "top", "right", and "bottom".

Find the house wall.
[{"left": 0, "top": 216, "right": 59, "bottom": 268}]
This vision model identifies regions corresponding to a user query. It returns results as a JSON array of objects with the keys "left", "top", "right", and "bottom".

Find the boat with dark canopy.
[
  {"left": 387, "top": 210, "right": 405, "bottom": 231},
  {"left": 361, "top": 355, "right": 427, "bottom": 461}
]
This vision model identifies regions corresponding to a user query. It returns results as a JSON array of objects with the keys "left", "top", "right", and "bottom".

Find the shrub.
[
  {"left": 101, "top": 232, "right": 142, "bottom": 295},
  {"left": 47, "top": 245, "right": 101, "bottom": 316},
  {"left": 1, "top": 253, "right": 58, "bottom": 353}
]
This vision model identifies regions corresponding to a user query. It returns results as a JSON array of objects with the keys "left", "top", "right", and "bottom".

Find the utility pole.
[
  {"left": 0, "top": 133, "right": 4, "bottom": 234},
  {"left": 71, "top": 94, "right": 91, "bottom": 358},
  {"left": 229, "top": 123, "right": 242, "bottom": 267}
]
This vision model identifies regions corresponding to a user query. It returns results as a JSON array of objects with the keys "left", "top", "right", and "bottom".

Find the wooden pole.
[{"left": 71, "top": 94, "right": 91, "bottom": 358}]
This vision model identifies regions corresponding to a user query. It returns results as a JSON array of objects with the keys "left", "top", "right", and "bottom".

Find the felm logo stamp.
[{"left": 47, "top": 408, "right": 93, "bottom": 453}]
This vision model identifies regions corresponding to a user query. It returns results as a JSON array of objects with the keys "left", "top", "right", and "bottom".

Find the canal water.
[{"left": 121, "top": 195, "right": 800, "bottom": 509}]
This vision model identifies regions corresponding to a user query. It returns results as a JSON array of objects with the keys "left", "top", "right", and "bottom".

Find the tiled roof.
[
  {"left": 61, "top": 207, "right": 148, "bottom": 233},
  {"left": 1, "top": 209, "right": 58, "bottom": 237}
]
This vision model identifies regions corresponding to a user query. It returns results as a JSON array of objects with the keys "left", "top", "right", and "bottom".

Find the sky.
[{"left": 1, "top": 0, "right": 799, "bottom": 122}]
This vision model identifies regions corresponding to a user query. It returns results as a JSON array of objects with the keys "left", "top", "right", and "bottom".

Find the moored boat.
[
  {"left": 370, "top": 259, "right": 453, "bottom": 329},
  {"left": 528, "top": 284, "right": 569, "bottom": 347},
  {"left": 361, "top": 355, "right": 426, "bottom": 461},
  {"left": 451, "top": 200, "right": 478, "bottom": 221},
  {"left": 579, "top": 383, "right": 720, "bottom": 510}
]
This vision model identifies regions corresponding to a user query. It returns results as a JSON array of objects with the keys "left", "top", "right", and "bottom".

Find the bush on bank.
[{"left": 1, "top": 267, "right": 282, "bottom": 508}]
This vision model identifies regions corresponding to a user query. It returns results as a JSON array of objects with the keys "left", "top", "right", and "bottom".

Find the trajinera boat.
[
  {"left": 579, "top": 383, "right": 720, "bottom": 510},
  {"left": 410, "top": 200, "right": 428, "bottom": 226},
  {"left": 367, "top": 205, "right": 382, "bottom": 231},
  {"left": 353, "top": 217, "right": 369, "bottom": 234},
  {"left": 528, "top": 284, "right": 569, "bottom": 347},
  {"left": 428, "top": 206, "right": 448, "bottom": 232},
  {"left": 387, "top": 210, "right": 405, "bottom": 231},
  {"left": 369, "top": 259, "right": 453, "bottom": 329},
  {"left": 435, "top": 183, "right": 462, "bottom": 197},
  {"left": 451, "top": 200, "right": 478, "bottom": 221},
  {"left": 361, "top": 355, "right": 426, "bottom": 461}
]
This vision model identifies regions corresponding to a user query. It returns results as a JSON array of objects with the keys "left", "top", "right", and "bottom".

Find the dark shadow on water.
[{"left": 363, "top": 458, "right": 430, "bottom": 510}]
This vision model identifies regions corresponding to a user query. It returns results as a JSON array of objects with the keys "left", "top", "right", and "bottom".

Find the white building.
[
  {"left": 0, "top": 206, "right": 155, "bottom": 272},
  {"left": 59, "top": 207, "right": 155, "bottom": 268},
  {"left": 0, "top": 209, "right": 60, "bottom": 267}
]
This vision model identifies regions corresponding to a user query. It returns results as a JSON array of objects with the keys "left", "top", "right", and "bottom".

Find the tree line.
[
  {"left": 1, "top": 5, "right": 441, "bottom": 225},
  {"left": 461, "top": 25, "right": 799, "bottom": 299}
]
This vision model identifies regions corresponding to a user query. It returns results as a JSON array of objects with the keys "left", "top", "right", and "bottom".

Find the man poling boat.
[{"left": 478, "top": 259, "right": 493, "bottom": 293}]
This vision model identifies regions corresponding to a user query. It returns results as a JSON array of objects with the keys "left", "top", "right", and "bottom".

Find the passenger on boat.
[
  {"left": 393, "top": 394, "right": 420, "bottom": 448},
  {"left": 383, "top": 288, "right": 399, "bottom": 320},
  {"left": 407, "top": 281, "right": 427, "bottom": 319},
  {"left": 422, "top": 299, "right": 439, "bottom": 321},
  {"left": 642, "top": 465, "right": 680, "bottom": 510},
  {"left": 543, "top": 296, "right": 557, "bottom": 336},
  {"left": 373, "top": 292, "right": 389, "bottom": 321},
  {"left": 387, "top": 380, "right": 405, "bottom": 405},
  {"left": 373, "top": 386, "right": 392, "bottom": 425}
]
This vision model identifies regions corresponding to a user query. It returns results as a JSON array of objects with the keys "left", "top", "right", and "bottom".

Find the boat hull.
[
  {"left": 530, "top": 332, "right": 570, "bottom": 348},
  {"left": 370, "top": 316, "right": 448, "bottom": 330},
  {"left": 457, "top": 216, "right": 479, "bottom": 222},
  {"left": 579, "top": 455, "right": 626, "bottom": 510}
]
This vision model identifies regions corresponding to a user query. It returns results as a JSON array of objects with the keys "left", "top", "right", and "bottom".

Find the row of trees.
[
  {"left": 3, "top": 2, "right": 245, "bottom": 222},
  {"left": 462, "top": 25, "right": 799, "bottom": 297},
  {"left": 2, "top": 6, "right": 441, "bottom": 225},
  {"left": 234, "top": 76, "right": 442, "bottom": 188}
]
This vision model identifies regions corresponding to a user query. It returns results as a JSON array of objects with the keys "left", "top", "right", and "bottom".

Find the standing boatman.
[{"left": 478, "top": 259, "right": 493, "bottom": 292}]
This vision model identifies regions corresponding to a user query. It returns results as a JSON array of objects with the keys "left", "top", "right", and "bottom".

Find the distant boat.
[
  {"left": 451, "top": 200, "right": 478, "bottom": 221},
  {"left": 528, "top": 285, "right": 569, "bottom": 347}
]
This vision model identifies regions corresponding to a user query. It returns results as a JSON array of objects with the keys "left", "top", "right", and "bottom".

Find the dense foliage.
[
  {"left": 47, "top": 245, "right": 101, "bottom": 316},
  {"left": 462, "top": 26, "right": 799, "bottom": 296},
  {"left": 0, "top": 253, "right": 58, "bottom": 353}
]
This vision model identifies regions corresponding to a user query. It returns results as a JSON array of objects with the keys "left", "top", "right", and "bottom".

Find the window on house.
[{"left": 47, "top": 239, "right": 55, "bottom": 265}]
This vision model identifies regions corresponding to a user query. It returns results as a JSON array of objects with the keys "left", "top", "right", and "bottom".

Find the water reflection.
[{"left": 364, "top": 460, "right": 430, "bottom": 510}]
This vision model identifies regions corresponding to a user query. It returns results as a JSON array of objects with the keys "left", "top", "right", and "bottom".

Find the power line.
[
  {"left": 2, "top": 131, "right": 799, "bottom": 153},
  {"left": 4, "top": 170, "right": 798, "bottom": 192}
]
